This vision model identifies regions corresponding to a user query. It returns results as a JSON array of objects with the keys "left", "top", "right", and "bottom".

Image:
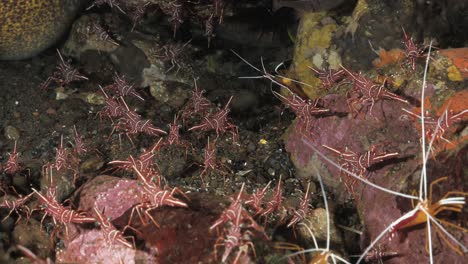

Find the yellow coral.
[
  {"left": 438, "top": 48, "right": 468, "bottom": 79},
  {"left": 0, "top": 0, "right": 87, "bottom": 60},
  {"left": 345, "top": 0, "right": 369, "bottom": 38},
  {"left": 292, "top": 12, "right": 338, "bottom": 99},
  {"left": 447, "top": 65, "right": 463, "bottom": 82},
  {"left": 391, "top": 75, "right": 405, "bottom": 89}
]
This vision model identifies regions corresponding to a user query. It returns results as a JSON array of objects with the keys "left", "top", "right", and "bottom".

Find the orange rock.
[
  {"left": 436, "top": 90, "right": 468, "bottom": 116},
  {"left": 372, "top": 48, "right": 405, "bottom": 68},
  {"left": 410, "top": 90, "right": 467, "bottom": 118},
  {"left": 407, "top": 90, "right": 467, "bottom": 155},
  {"left": 438, "top": 48, "right": 468, "bottom": 79}
]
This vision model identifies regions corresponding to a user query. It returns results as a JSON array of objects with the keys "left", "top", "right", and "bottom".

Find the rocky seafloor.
[{"left": 0, "top": 0, "right": 466, "bottom": 263}]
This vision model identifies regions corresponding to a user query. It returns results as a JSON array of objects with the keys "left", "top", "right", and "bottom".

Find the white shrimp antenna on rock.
[
  {"left": 297, "top": 41, "right": 467, "bottom": 264},
  {"left": 286, "top": 167, "right": 351, "bottom": 264},
  {"left": 353, "top": 41, "right": 467, "bottom": 264}
]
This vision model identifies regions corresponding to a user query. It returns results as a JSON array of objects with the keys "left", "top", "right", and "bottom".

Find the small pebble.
[
  {"left": 55, "top": 87, "right": 68, "bottom": 100},
  {"left": 267, "top": 168, "right": 275, "bottom": 176},
  {"left": 84, "top": 92, "right": 105, "bottom": 105},
  {"left": 247, "top": 142, "right": 256, "bottom": 152},
  {"left": 46, "top": 108, "right": 57, "bottom": 115},
  {"left": 4, "top": 126, "right": 20, "bottom": 141}
]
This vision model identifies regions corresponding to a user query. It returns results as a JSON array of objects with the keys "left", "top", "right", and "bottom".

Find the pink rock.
[
  {"left": 113, "top": 192, "right": 225, "bottom": 264},
  {"left": 77, "top": 175, "right": 145, "bottom": 220},
  {"left": 284, "top": 92, "right": 467, "bottom": 263},
  {"left": 56, "top": 229, "right": 157, "bottom": 263},
  {"left": 286, "top": 94, "right": 418, "bottom": 189}
]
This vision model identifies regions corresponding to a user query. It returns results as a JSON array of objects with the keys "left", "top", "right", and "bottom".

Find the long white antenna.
[
  {"left": 423, "top": 207, "right": 468, "bottom": 253},
  {"left": 356, "top": 206, "right": 421, "bottom": 263},
  {"left": 420, "top": 42, "right": 434, "bottom": 264},
  {"left": 427, "top": 211, "right": 434, "bottom": 264},
  {"left": 316, "top": 169, "right": 331, "bottom": 251},
  {"left": 286, "top": 168, "right": 351, "bottom": 264},
  {"left": 419, "top": 41, "right": 433, "bottom": 200},
  {"left": 298, "top": 222, "right": 319, "bottom": 249}
]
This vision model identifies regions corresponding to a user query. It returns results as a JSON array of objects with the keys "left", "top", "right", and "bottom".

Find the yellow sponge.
[{"left": 0, "top": 0, "right": 88, "bottom": 60}]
